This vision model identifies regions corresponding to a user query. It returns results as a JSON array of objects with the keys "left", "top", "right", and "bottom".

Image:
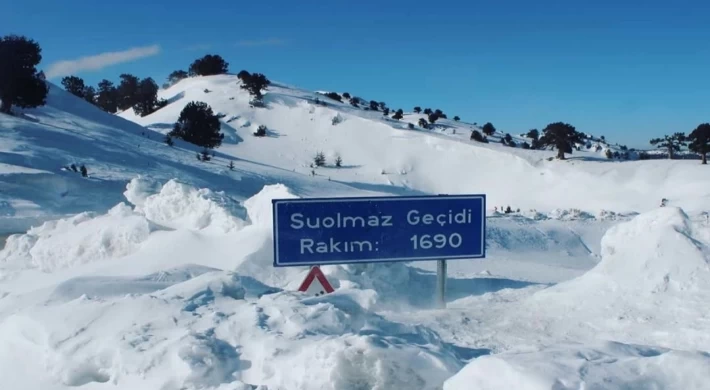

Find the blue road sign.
[{"left": 272, "top": 194, "right": 486, "bottom": 267}]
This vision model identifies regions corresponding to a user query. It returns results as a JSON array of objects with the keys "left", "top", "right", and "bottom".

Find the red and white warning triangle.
[{"left": 298, "top": 266, "right": 335, "bottom": 296}]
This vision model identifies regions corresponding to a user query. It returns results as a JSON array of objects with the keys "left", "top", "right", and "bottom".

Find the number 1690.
[{"left": 410, "top": 233, "right": 462, "bottom": 250}]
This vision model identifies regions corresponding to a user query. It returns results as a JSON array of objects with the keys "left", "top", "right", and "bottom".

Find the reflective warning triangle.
[{"left": 298, "top": 266, "right": 335, "bottom": 296}]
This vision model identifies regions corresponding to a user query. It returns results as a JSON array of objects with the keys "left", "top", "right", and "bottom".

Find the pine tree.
[
  {"left": 117, "top": 74, "right": 140, "bottom": 111},
  {"left": 314, "top": 152, "right": 326, "bottom": 167},
  {"left": 132, "top": 77, "right": 160, "bottom": 117},
  {"left": 169, "top": 101, "right": 224, "bottom": 149},
  {"left": 188, "top": 54, "right": 229, "bottom": 76},
  {"left": 240, "top": 72, "right": 270, "bottom": 103},
  {"left": 167, "top": 70, "right": 188, "bottom": 86},
  {"left": 539, "top": 122, "right": 584, "bottom": 160},
  {"left": 0, "top": 35, "right": 48, "bottom": 114},
  {"left": 83, "top": 86, "right": 96, "bottom": 105},
  {"left": 688, "top": 123, "right": 710, "bottom": 164},
  {"left": 61, "top": 76, "right": 86, "bottom": 98},
  {"left": 229, "top": 160, "right": 235, "bottom": 170},
  {"left": 96, "top": 79, "right": 118, "bottom": 113},
  {"left": 650, "top": 132, "right": 687, "bottom": 160}
]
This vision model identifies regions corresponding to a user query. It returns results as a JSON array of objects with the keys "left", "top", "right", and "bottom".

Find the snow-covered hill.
[
  {"left": 122, "top": 74, "right": 710, "bottom": 214},
  {"left": 1, "top": 74, "right": 710, "bottom": 389}
]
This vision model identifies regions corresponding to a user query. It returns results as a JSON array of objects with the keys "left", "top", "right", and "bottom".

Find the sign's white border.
[{"left": 272, "top": 194, "right": 486, "bottom": 267}]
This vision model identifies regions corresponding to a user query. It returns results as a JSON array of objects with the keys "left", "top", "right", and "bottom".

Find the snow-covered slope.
[
  {"left": 122, "top": 75, "right": 710, "bottom": 214},
  {"left": 1, "top": 74, "right": 710, "bottom": 389}
]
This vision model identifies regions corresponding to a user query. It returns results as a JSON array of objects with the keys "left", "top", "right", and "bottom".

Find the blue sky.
[{"left": 4, "top": 0, "right": 710, "bottom": 148}]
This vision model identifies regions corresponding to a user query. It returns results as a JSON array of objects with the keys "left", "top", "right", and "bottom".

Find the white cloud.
[
  {"left": 45, "top": 45, "right": 161, "bottom": 79},
  {"left": 234, "top": 38, "right": 285, "bottom": 47}
]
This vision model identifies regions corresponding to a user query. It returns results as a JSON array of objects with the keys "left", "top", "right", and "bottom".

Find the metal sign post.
[{"left": 437, "top": 259, "right": 447, "bottom": 308}]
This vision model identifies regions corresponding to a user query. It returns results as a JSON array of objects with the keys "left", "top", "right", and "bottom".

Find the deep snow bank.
[
  {"left": 129, "top": 178, "right": 247, "bottom": 233},
  {"left": 535, "top": 206, "right": 710, "bottom": 299},
  {"left": 0, "top": 203, "right": 153, "bottom": 274},
  {"left": 0, "top": 270, "right": 463, "bottom": 390},
  {"left": 444, "top": 341, "right": 710, "bottom": 390}
]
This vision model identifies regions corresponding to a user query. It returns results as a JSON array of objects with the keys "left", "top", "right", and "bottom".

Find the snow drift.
[
  {"left": 0, "top": 203, "right": 152, "bottom": 275},
  {"left": 444, "top": 341, "right": 710, "bottom": 390}
]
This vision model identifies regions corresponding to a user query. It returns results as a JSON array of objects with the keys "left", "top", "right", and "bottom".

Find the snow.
[
  {"left": 444, "top": 341, "right": 710, "bottom": 390},
  {"left": 135, "top": 179, "right": 247, "bottom": 234},
  {"left": 1, "top": 74, "right": 709, "bottom": 388}
]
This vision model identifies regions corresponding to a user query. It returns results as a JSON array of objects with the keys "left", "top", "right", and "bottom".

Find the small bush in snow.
[
  {"left": 423, "top": 108, "right": 433, "bottom": 115},
  {"left": 504, "top": 133, "right": 513, "bottom": 144},
  {"left": 482, "top": 122, "right": 496, "bottom": 136},
  {"left": 639, "top": 151, "right": 651, "bottom": 160},
  {"left": 418, "top": 118, "right": 428, "bottom": 129},
  {"left": 80, "top": 165, "right": 88, "bottom": 177},
  {"left": 470, "top": 130, "right": 485, "bottom": 142},
  {"left": 350, "top": 99, "right": 359, "bottom": 108},
  {"left": 526, "top": 129, "right": 539, "bottom": 140},
  {"left": 383, "top": 107, "right": 390, "bottom": 116},
  {"left": 323, "top": 92, "right": 343, "bottom": 102},
  {"left": 508, "top": 140, "right": 517, "bottom": 147},
  {"left": 314, "top": 152, "right": 326, "bottom": 167},
  {"left": 392, "top": 109, "right": 404, "bottom": 120},
  {"left": 369, "top": 100, "right": 379, "bottom": 111},
  {"left": 428, "top": 113, "right": 439, "bottom": 124},
  {"left": 165, "top": 135, "right": 174, "bottom": 146},
  {"left": 521, "top": 141, "right": 530, "bottom": 149},
  {"left": 332, "top": 114, "right": 343, "bottom": 125},
  {"left": 408, "top": 123, "right": 415, "bottom": 130},
  {"left": 413, "top": 106, "right": 422, "bottom": 113},
  {"left": 335, "top": 155, "right": 342, "bottom": 168},
  {"left": 229, "top": 160, "right": 235, "bottom": 170},
  {"left": 342, "top": 92, "right": 351, "bottom": 99},
  {"left": 200, "top": 149, "right": 211, "bottom": 161},
  {"left": 254, "top": 125, "right": 267, "bottom": 137},
  {"left": 70, "top": 164, "right": 78, "bottom": 172},
  {"left": 605, "top": 149, "right": 613, "bottom": 159},
  {"left": 453, "top": 116, "right": 460, "bottom": 121}
]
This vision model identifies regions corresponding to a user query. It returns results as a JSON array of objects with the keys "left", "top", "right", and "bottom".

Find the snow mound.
[
  {"left": 123, "top": 175, "right": 162, "bottom": 207},
  {"left": 547, "top": 206, "right": 710, "bottom": 295},
  {"left": 444, "top": 341, "right": 710, "bottom": 390},
  {"left": 49, "top": 264, "right": 219, "bottom": 302},
  {"left": 0, "top": 203, "right": 152, "bottom": 273},
  {"left": 243, "top": 183, "right": 297, "bottom": 229},
  {"left": 0, "top": 270, "right": 462, "bottom": 389},
  {"left": 137, "top": 179, "right": 247, "bottom": 234}
]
